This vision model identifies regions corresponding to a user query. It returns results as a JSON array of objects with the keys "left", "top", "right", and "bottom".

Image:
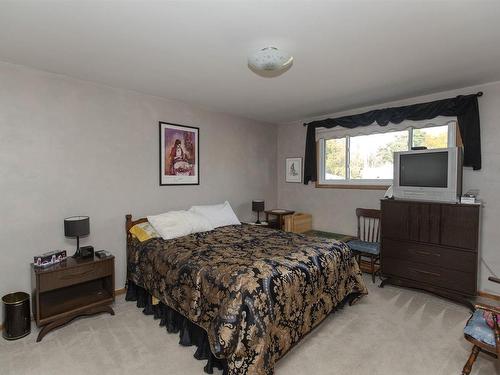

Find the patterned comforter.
[{"left": 128, "top": 224, "right": 367, "bottom": 374}]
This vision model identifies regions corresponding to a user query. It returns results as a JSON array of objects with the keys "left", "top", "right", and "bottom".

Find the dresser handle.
[
  {"left": 415, "top": 250, "right": 441, "bottom": 257},
  {"left": 412, "top": 268, "right": 441, "bottom": 277},
  {"left": 60, "top": 269, "right": 94, "bottom": 279}
]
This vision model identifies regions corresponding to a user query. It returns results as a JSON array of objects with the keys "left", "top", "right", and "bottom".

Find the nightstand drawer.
[{"left": 38, "top": 260, "right": 112, "bottom": 292}]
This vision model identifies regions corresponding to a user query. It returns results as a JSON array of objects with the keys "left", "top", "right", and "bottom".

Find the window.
[
  {"left": 412, "top": 125, "right": 449, "bottom": 149},
  {"left": 324, "top": 138, "right": 346, "bottom": 180},
  {"left": 318, "top": 122, "right": 455, "bottom": 187},
  {"left": 350, "top": 131, "right": 409, "bottom": 180}
]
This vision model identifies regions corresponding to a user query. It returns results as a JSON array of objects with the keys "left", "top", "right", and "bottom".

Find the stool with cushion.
[
  {"left": 347, "top": 208, "right": 381, "bottom": 283},
  {"left": 462, "top": 276, "right": 500, "bottom": 375}
]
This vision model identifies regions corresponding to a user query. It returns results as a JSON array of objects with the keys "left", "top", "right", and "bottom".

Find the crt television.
[{"left": 393, "top": 147, "right": 463, "bottom": 203}]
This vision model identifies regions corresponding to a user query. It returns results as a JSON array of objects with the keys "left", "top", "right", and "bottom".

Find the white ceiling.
[{"left": 1, "top": 0, "right": 500, "bottom": 124}]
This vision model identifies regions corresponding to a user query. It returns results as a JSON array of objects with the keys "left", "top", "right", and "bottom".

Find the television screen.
[{"left": 400, "top": 151, "right": 448, "bottom": 188}]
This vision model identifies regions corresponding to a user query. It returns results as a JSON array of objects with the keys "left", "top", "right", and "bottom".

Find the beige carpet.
[{"left": 1, "top": 276, "right": 498, "bottom": 375}]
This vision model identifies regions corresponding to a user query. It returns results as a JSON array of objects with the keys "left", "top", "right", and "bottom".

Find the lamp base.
[
  {"left": 72, "top": 236, "right": 81, "bottom": 258},
  {"left": 72, "top": 247, "right": 94, "bottom": 259},
  {"left": 255, "top": 211, "right": 263, "bottom": 225}
]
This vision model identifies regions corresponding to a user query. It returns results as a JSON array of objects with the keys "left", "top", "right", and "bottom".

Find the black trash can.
[{"left": 2, "top": 292, "right": 31, "bottom": 340}]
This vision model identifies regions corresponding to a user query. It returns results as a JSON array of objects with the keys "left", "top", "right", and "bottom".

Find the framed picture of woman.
[
  {"left": 285, "top": 157, "right": 302, "bottom": 183},
  {"left": 159, "top": 122, "right": 199, "bottom": 185}
]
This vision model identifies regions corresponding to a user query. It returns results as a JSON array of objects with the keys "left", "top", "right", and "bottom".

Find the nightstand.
[
  {"left": 31, "top": 255, "right": 115, "bottom": 342},
  {"left": 264, "top": 209, "right": 295, "bottom": 230},
  {"left": 303, "top": 230, "right": 355, "bottom": 242},
  {"left": 243, "top": 221, "right": 270, "bottom": 227}
]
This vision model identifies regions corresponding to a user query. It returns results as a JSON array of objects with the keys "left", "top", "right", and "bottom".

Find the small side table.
[
  {"left": 31, "top": 255, "right": 115, "bottom": 342},
  {"left": 243, "top": 221, "right": 270, "bottom": 227},
  {"left": 303, "top": 231, "right": 380, "bottom": 274},
  {"left": 303, "top": 230, "right": 355, "bottom": 242},
  {"left": 264, "top": 209, "right": 295, "bottom": 230}
]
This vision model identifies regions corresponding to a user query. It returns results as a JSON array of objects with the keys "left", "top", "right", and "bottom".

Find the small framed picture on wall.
[
  {"left": 285, "top": 157, "right": 302, "bottom": 183},
  {"left": 159, "top": 122, "right": 199, "bottom": 185}
]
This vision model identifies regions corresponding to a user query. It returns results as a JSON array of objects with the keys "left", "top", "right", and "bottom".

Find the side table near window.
[
  {"left": 304, "top": 230, "right": 379, "bottom": 274},
  {"left": 243, "top": 222, "right": 270, "bottom": 227},
  {"left": 304, "top": 230, "right": 355, "bottom": 242},
  {"left": 265, "top": 209, "right": 295, "bottom": 230},
  {"left": 31, "top": 255, "right": 115, "bottom": 342}
]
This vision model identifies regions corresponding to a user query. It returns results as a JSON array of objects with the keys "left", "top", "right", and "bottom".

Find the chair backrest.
[{"left": 356, "top": 208, "right": 381, "bottom": 243}]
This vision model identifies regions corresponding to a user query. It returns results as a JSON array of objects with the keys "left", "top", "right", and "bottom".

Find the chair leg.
[
  {"left": 371, "top": 255, "right": 375, "bottom": 283},
  {"left": 462, "top": 345, "right": 480, "bottom": 375}
]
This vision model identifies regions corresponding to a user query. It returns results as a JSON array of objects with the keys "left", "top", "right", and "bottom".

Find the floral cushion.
[
  {"left": 483, "top": 310, "right": 500, "bottom": 329},
  {"left": 464, "top": 309, "right": 496, "bottom": 347},
  {"left": 347, "top": 240, "right": 380, "bottom": 255}
]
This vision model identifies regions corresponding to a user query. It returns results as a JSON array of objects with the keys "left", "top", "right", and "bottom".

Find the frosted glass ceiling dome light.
[{"left": 248, "top": 47, "right": 293, "bottom": 72}]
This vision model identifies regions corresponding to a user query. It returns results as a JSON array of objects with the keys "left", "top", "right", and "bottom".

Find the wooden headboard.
[
  {"left": 125, "top": 214, "right": 149, "bottom": 244},
  {"left": 125, "top": 214, "right": 147, "bottom": 233},
  {"left": 125, "top": 214, "right": 148, "bottom": 282}
]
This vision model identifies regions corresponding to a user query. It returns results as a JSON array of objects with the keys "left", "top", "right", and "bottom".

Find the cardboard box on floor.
[{"left": 283, "top": 213, "right": 312, "bottom": 233}]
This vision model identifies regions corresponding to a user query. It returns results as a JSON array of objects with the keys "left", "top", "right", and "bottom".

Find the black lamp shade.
[
  {"left": 252, "top": 200, "right": 265, "bottom": 212},
  {"left": 64, "top": 216, "right": 90, "bottom": 238}
]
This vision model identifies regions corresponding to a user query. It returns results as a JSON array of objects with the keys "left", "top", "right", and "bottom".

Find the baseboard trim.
[
  {"left": 1, "top": 287, "right": 497, "bottom": 332},
  {"left": 478, "top": 290, "right": 500, "bottom": 302}
]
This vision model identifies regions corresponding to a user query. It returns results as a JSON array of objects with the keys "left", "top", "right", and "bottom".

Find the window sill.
[{"left": 315, "top": 182, "right": 390, "bottom": 190}]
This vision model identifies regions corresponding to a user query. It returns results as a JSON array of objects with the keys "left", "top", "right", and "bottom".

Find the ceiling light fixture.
[{"left": 248, "top": 47, "right": 293, "bottom": 74}]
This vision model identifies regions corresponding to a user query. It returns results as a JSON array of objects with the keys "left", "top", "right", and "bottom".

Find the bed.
[{"left": 125, "top": 214, "right": 367, "bottom": 375}]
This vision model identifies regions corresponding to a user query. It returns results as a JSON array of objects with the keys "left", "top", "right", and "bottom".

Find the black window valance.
[{"left": 303, "top": 93, "right": 481, "bottom": 185}]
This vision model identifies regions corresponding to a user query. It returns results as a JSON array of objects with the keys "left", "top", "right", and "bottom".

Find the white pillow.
[
  {"left": 188, "top": 211, "right": 215, "bottom": 233},
  {"left": 189, "top": 201, "right": 241, "bottom": 228},
  {"left": 147, "top": 210, "right": 214, "bottom": 240},
  {"left": 147, "top": 210, "right": 192, "bottom": 240}
]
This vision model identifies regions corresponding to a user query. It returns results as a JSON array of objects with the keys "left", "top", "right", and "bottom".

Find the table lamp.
[
  {"left": 64, "top": 216, "right": 90, "bottom": 258},
  {"left": 252, "top": 200, "right": 265, "bottom": 224}
]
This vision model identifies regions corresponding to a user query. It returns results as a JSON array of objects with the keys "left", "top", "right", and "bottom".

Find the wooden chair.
[
  {"left": 347, "top": 208, "right": 381, "bottom": 283},
  {"left": 462, "top": 276, "right": 500, "bottom": 375}
]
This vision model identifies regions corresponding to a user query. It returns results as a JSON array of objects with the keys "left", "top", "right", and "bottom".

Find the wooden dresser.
[{"left": 380, "top": 199, "right": 480, "bottom": 308}]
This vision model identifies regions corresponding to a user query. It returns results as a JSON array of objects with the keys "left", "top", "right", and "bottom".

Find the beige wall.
[
  {"left": 277, "top": 81, "right": 500, "bottom": 295},
  {"left": 0, "top": 62, "right": 278, "bottom": 320},
  {"left": 2, "top": 58, "right": 499, "bottom": 325}
]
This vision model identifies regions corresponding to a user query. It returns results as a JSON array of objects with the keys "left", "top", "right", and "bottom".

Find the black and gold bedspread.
[{"left": 128, "top": 224, "right": 367, "bottom": 375}]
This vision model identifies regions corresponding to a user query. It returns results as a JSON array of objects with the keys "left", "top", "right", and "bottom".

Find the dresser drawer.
[
  {"left": 382, "top": 258, "right": 476, "bottom": 295},
  {"left": 39, "top": 260, "right": 113, "bottom": 292},
  {"left": 382, "top": 239, "right": 476, "bottom": 273}
]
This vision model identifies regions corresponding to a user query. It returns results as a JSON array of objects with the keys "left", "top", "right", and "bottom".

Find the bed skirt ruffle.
[{"left": 125, "top": 281, "right": 228, "bottom": 374}]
